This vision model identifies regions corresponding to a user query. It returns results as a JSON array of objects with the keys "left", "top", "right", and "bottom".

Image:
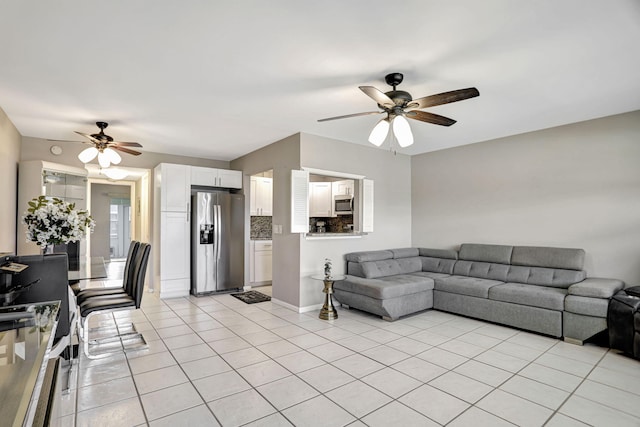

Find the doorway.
[{"left": 249, "top": 170, "right": 273, "bottom": 289}]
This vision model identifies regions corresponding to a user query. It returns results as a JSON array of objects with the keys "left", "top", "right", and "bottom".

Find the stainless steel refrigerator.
[{"left": 191, "top": 189, "right": 244, "bottom": 295}]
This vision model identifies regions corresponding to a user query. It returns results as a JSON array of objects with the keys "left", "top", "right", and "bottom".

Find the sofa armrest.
[{"left": 568, "top": 278, "right": 625, "bottom": 298}]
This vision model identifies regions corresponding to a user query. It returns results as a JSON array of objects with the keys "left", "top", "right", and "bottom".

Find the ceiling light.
[
  {"left": 103, "top": 147, "right": 122, "bottom": 165},
  {"left": 78, "top": 146, "right": 99, "bottom": 163},
  {"left": 101, "top": 168, "right": 129, "bottom": 180},
  {"left": 97, "top": 151, "right": 111, "bottom": 168},
  {"left": 368, "top": 118, "right": 390, "bottom": 147},
  {"left": 392, "top": 115, "right": 414, "bottom": 147}
]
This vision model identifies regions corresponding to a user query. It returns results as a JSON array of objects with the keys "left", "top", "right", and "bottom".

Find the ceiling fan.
[
  {"left": 318, "top": 73, "right": 479, "bottom": 148},
  {"left": 74, "top": 121, "right": 143, "bottom": 168}
]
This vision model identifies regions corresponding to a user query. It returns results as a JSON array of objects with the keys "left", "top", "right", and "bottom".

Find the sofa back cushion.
[
  {"left": 453, "top": 260, "right": 510, "bottom": 281},
  {"left": 390, "top": 248, "right": 420, "bottom": 259},
  {"left": 459, "top": 243, "right": 513, "bottom": 264},
  {"left": 345, "top": 250, "right": 393, "bottom": 263},
  {"left": 418, "top": 248, "right": 458, "bottom": 260},
  {"left": 506, "top": 265, "right": 586, "bottom": 288},
  {"left": 421, "top": 257, "right": 457, "bottom": 275},
  {"left": 358, "top": 257, "right": 423, "bottom": 279},
  {"left": 511, "top": 246, "right": 585, "bottom": 271}
]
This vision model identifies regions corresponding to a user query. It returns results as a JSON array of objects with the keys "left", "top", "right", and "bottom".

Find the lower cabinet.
[
  {"left": 160, "top": 211, "right": 190, "bottom": 297},
  {"left": 250, "top": 240, "right": 272, "bottom": 284}
]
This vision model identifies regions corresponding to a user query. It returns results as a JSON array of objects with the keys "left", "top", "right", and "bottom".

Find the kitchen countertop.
[
  {"left": 0, "top": 300, "right": 60, "bottom": 427},
  {"left": 250, "top": 237, "right": 273, "bottom": 240},
  {"left": 306, "top": 232, "right": 365, "bottom": 239}
]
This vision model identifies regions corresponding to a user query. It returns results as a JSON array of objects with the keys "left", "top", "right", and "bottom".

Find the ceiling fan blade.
[
  {"left": 111, "top": 141, "right": 143, "bottom": 148},
  {"left": 359, "top": 86, "right": 395, "bottom": 108},
  {"left": 112, "top": 146, "right": 142, "bottom": 156},
  {"left": 318, "top": 111, "right": 382, "bottom": 122},
  {"left": 74, "top": 131, "right": 100, "bottom": 143},
  {"left": 407, "top": 87, "right": 480, "bottom": 110},
  {"left": 47, "top": 138, "right": 85, "bottom": 143},
  {"left": 406, "top": 111, "right": 457, "bottom": 126}
]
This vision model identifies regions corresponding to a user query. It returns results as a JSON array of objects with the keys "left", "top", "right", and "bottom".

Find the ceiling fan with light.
[
  {"left": 74, "top": 122, "right": 143, "bottom": 168},
  {"left": 318, "top": 73, "right": 479, "bottom": 148}
]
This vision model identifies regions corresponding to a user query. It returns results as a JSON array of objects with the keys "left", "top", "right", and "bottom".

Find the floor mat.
[{"left": 231, "top": 290, "right": 271, "bottom": 304}]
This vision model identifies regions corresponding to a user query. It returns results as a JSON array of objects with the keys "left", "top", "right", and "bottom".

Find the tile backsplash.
[
  {"left": 251, "top": 216, "right": 272, "bottom": 239},
  {"left": 309, "top": 215, "right": 354, "bottom": 233}
]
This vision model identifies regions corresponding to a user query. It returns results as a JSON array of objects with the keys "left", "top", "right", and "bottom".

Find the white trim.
[
  {"left": 271, "top": 297, "right": 300, "bottom": 312},
  {"left": 271, "top": 297, "right": 323, "bottom": 314},
  {"left": 302, "top": 167, "right": 365, "bottom": 180},
  {"left": 299, "top": 303, "right": 323, "bottom": 313},
  {"left": 159, "top": 289, "right": 189, "bottom": 299},
  {"left": 305, "top": 234, "right": 363, "bottom": 240}
]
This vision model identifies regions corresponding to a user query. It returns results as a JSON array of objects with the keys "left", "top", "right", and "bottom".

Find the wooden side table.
[{"left": 312, "top": 275, "right": 345, "bottom": 320}]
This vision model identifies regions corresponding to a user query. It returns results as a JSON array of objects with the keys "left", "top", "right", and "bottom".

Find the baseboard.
[
  {"left": 271, "top": 298, "right": 322, "bottom": 314},
  {"left": 159, "top": 290, "right": 189, "bottom": 299}
]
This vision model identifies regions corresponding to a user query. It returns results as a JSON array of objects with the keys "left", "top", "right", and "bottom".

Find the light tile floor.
[{"left": 61, "top": 284, "right": 640, "bottom": 427}]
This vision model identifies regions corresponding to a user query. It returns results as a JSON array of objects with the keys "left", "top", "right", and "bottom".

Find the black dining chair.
[
  {"left": 75, "top": 241, "right": 140, "bottom": 304},
  {"left": 78, "top": 243, "right": 151, "bottom": 359}
]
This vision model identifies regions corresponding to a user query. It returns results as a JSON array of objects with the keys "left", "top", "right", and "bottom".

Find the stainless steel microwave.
[{"left": 334, "top": 195, "right": 353, "bottom": 215}]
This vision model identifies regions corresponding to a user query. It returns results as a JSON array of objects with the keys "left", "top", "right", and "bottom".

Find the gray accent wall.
[
  {"left": 0, "top": 107, "right": 21, "bottom": 254},
  {"left": 299, "top": 133, "right": 412, "bottom": 308},
  {"left": 411, "top": 110, "right": 640, "bottom": 285},
  {"left": 231, "top": 134, "right": 302, "bottom": 308}
]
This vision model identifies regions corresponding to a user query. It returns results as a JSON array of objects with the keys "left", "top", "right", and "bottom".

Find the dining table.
[{"left": 67, "top": 256, "right": 107, "bottom": 282}]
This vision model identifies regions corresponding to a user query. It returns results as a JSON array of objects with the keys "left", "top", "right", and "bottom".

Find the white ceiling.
[{"left": 1, "top": 1, "right": 639, "bottom": 161}]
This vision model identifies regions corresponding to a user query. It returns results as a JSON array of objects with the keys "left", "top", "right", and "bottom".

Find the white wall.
[
  {"left": 299, "top": 133, "right": 412, "bottom": 309},
  {"left": 0, "top": 107, "right": 21, "bottom": 254},
  {"left": 411, "top": 110, "right": 640, "bottom": 284}
]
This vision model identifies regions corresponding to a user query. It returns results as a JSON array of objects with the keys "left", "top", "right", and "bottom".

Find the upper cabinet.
[
  {"left": 159, "top": 163, "right": 191, "bottom": 212},
  {"left": 309, "top": 182, "right": 333, "bottom": 217},
  {"left": 250, "top": 177, "right": 273, "bottom": 216},
  {"left": 332, "top": 179, "right": 354, "bottom": 196},
  {"left": 191, "top": 166, "right": 242, "bottom": 189}
]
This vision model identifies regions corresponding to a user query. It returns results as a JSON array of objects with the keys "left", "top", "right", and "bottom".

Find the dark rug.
[{"left": 231, "top": 290, "right": 271, "bottom": 304}]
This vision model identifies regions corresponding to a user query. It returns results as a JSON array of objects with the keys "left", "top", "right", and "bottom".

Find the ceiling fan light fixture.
[
  {"left": 104, "top": 147, "right": 122, "bottom": 165},
  {"left": 78, "top": 146, "right": 99, "bottom": 163},
  {"left": 368, "top": 118, "right": 390, "bottom": 147},
  {"left": 101, "top": 167, "right": 129, "bottom": 180},
  {"left": 97, "top": 151, "right": 111, "bottom": 168},
  {"left": 392, "top": 115, "right": 414, "bottom": 147}
]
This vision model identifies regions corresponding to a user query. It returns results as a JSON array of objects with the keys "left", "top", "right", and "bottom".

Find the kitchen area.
[
  {"left": 307, "top": 175, "right": 355, "bottom": 235},
  {"left": 249, "top": 171, "right": 273, "bottom": 287}
]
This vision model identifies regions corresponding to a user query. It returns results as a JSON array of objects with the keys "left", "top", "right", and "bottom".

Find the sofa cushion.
[
  {"left": 360, "top": 257, "right": 422, "bottom": 279},
  {"left": 390, "top": 248, "right": 420, "bottom": 259},
  {"left": 564, "top": 295, "right": 609, "bottom": 317},
  {"left": 335, "top": 275, "right": 433, "bottom": 299},
  {"left": 435, "top": 276, "right": 504, "bottom": 299},
  {"left": 489, "top": 283, "right": 567, "bottom": 311},
  {"left": 568, "top": 278, "right": 625, "bottom": 298},
  {"left": 459, "top": 243, "right": 513, "bottom": 264},
  {"left": 410, "top": 271, "right": 452, "bottom": 280},
  {"left": 453, "top": 260, "right": 509, "bottom": 282},
  {"left": 421, "top": 257, "right": 457, "bottom": 275},
  {"left": 418, "top": 248, "right": 458, "bottom": 260},
  {"left": 505, "top": 265, "right": 586, "bottom": 288},
  {"left": 511, "top": 246, "right": 585, "bottom": 271}
]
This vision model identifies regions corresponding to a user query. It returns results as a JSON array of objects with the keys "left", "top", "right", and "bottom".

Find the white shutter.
[
  {"left": 291, "top": 169, "right": 309, "bottom": 233},
  {"left": 362, "top": 179, "right": 374, "bottom": 233}
]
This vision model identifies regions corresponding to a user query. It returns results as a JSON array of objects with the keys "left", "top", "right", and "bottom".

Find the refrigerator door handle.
[{"left": 216, "top": 205, "right": 222, "bottom": 261}]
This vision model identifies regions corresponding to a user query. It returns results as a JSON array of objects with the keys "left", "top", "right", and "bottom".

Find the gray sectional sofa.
[{"left": 333, "top": 243, "right": 625, "bottom": 344}]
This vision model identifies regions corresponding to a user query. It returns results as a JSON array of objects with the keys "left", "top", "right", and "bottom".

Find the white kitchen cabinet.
[
  {"left": 192, "top": 166, "right": 242, "bottom": 189},
  {"left": 160, "top": 211, "right": 190, "bottom": 280},
  {"left": 252, "top": 240, "right": 272, "bottom": 283},
  {"left": 154, "top": 163, "right": 192, "bottom": 298},
  {"left": 160, "top": 163, "right": 191, "bottom": 212},
  {"left": 333, "top": 179, "right": 354, "bottom": 196},
  {"left": 309, "top": 182, "right": 332, "bottom": 217},
  {"left": 250, "top": 177, "right": 273, "bottom": 216}
]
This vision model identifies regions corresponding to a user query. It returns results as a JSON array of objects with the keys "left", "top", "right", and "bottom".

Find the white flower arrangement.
[{"left": 23, "top": 196, "right": 95, "bottom": 247}]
